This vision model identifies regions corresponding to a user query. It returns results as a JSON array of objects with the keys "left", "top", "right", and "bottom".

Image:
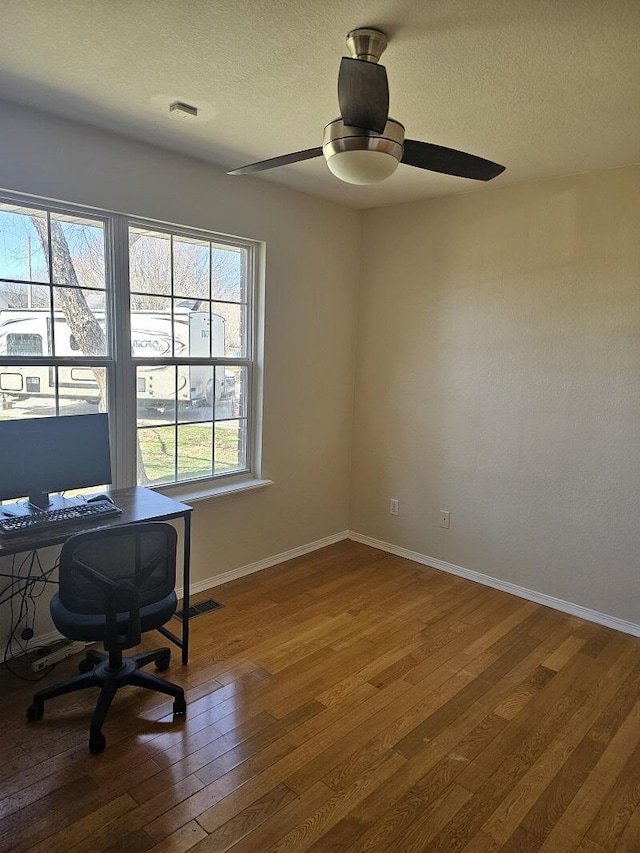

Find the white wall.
[
  {"left": 351, "top": 165, "right": 640, "bottom": 624},
  {"left": 0, "top": 99, "right": 360, "bottom": 648}
]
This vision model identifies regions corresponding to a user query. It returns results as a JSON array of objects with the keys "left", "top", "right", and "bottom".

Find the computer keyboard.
[{"left": 0, "top": 500, "right": 122, "bottom": 537}]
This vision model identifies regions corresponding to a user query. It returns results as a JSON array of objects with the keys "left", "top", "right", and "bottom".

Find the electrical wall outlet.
[
  {"left": 390, "top": 498, "right": 399, "bottom": 516},
  {"left": 439, "top": 510, "right": 450, "bottom": 529}
]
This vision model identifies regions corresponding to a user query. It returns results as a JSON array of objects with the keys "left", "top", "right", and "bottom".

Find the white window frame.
[{"left": 0, "top": 191, "right": 265, "bottom": 499}]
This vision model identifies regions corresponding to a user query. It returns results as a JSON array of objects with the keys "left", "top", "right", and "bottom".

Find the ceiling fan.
[{"left": 228, "top": 27, "right": 505, "bottom": 186}]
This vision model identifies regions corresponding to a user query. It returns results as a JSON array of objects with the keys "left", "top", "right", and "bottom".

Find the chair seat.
[{"left": 50, "top": 590, "right": 177, "bottom": 643}]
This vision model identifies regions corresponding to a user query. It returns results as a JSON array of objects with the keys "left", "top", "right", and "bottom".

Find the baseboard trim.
[
  {"left": 176, "top": 530, "right": 350, "bottom": 599},
  {"left": 12, "top": 528, "right": 637, "bottom": 659},
  {"left": 348, "top": 531, "right": 640, "bottom": 639}
]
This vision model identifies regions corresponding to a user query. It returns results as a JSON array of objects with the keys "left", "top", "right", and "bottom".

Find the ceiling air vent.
[{"left": 169, "top": 101, "right": 198, "bottom": 119}]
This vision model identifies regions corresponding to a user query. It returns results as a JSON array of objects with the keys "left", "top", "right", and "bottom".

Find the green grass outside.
[{"left": 138, "top": 422, "right": 243, "bottom": 484}]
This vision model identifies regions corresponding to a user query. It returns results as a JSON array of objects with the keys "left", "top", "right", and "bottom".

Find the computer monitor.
[{"left": 0, "top": 413, "right": 113, "bottom": 509}]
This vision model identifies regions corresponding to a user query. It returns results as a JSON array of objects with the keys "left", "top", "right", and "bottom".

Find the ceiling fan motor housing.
[{"left": 322, "top": 118, "right": 404, "bottom": 184}]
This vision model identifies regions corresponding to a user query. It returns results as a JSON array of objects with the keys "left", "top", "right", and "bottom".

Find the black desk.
[{"left": 0, "top": 487, "right": 193, "bottom": 664}]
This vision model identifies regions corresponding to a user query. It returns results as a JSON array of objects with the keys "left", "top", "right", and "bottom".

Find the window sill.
[{"left": 152, "top": 477, "right": 273, "bottom": 505}]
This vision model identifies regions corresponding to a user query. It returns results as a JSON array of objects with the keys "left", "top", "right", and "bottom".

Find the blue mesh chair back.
[{"left": 59, "top": 522, "right": 177, "bottom": 613}]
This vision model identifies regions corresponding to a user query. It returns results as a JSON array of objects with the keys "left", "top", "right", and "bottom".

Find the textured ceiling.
[{"left": 1, "top": 0, "right": 639, "bottom": 209}]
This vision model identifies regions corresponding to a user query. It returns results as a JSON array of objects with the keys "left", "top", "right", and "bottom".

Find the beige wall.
[
  {"left": 351, "top": 166, "right": 640, "bottom": 622},
  {"left": 2, "top": 96, "right": 638, "bottom": 639},
  {"left": 0, "top": 99, "right": 360, "bottom": 591}
]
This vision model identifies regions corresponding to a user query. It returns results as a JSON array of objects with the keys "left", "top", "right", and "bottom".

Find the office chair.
[{"left": 26, "top": 522, "right": 186, "bottom": 754}]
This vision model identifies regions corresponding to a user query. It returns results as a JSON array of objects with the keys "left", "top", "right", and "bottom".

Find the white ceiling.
[{"left": 1, "top": 0, "right": 639, "bottom": 209}]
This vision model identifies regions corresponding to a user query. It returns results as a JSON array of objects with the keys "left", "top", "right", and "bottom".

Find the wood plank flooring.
[{"left": 1, "top": 540, "right": 640, "bottom": 851}]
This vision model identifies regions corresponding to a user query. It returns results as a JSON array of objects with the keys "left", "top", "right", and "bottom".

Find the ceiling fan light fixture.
[
  {"left": 322, "top": 118, "right": 404, "bottom": 185},
  {"left": 326, "top": 149, "right": 399, "bottom": 184}
]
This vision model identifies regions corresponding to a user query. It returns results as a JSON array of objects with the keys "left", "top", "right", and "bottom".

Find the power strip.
[{"left": 31, "top": 640, "right": 86, "bottom": 672}]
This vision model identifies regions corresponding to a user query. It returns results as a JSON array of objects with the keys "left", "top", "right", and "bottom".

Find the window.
[
  {"left": 129, "top": 224, "right": 252, "bottom": 486},
  {"left": 0, "top": 195, "right": 259, "bottom": 492}
]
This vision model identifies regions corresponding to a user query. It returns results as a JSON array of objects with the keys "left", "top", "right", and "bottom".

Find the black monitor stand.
[
  {"left": 2, "top": 493, "right": 82, "bottom": 518},
  {"left": 28, "top": 492, "right": 51, "bottom": 511}
]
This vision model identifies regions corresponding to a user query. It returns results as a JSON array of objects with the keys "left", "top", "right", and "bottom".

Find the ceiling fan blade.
[
  {"left": 402, "top": 139, "right": 505, "bottom": 181},
  {"left": 338, "top": 57, "right": 389, "bottom": 134},
  {"left": 227, "top": 147, "right": 323, "bottom": 176}
]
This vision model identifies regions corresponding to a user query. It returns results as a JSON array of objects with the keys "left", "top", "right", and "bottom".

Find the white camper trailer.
[{"left": 0, "top": 308, "right": 232, "bottom": 410}]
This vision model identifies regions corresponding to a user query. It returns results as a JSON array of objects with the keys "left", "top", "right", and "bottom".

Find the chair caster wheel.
[
  {"left": 89, "top": 730, "right": 106, "bottom": 754},
  {"left": 26, "top": 702, "right": 44, "bottom": 722},
  {"left": 173, "top": 696, "right": 187, "bottom": 716},
  {"left": 78, "top": 658, "right": 94, "bottom": 673},
  {"left": 155, "top": 653, "right": 171, "bottom": 672}
]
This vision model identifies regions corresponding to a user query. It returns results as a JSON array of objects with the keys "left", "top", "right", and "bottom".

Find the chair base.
[{"left": 26, "top": 647, "right": 186, "bottom": 754}]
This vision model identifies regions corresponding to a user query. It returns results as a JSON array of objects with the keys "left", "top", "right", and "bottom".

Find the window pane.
[
  {"left": 0, "top": 204, "right": 48, "bottom": 283},
  {"left": 53, "top": 288, "right": 107, "bottom": 356},
  {"left": 136, "top": 365, "right": 177, "bottom": 426},
  {"left": 0, "top": 303, "right": 53, "bottom": 356},
  {"left": 0, "top": 365, "right": 56, "bottom": 418},
  {"left": 177, "top": 422, "right": 213, "bottom": 481},
  {"left": 215, "top": 365, "right": 246, "bottom": 419},
  {"left": 138, "top": 425, "right": 175, "bottom": 485},
  {"left": 0, "top": 366, "right": 105, "bottom": 419},
  {"left": 0, "top": 280, "right": 51, "bottom": 311},
  {"left": 212, "top": 302, "right": 245, "bottom": 357},
  {"left": 130, "top": 299, "right": 172, "bottom": 358},
  {"left": 129, "top": 228, "right": 171, "bottom": 295},
  {"left": 173, "top": 237, "right": 210, "bottom": 299},
  {"left": 215, "top": 419, "right": 247, "bottom": 474},
  {"left": 50, "top": 214, "right": 106, "bottom": 289},
  {"left": 57, "top": 366, "right": 106, "bottom": 415},
  {"left": 211, "top": 245, "right": 245, "bottom": 303}
]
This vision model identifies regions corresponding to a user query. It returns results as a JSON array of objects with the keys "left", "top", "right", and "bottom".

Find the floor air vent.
[{"left": 174, "top": 598, "right": 223, "bottom": 621}]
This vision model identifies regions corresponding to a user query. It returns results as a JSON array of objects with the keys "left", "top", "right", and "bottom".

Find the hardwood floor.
[{"left": 1, "top": 540, "right": 640, "bottom": 851}]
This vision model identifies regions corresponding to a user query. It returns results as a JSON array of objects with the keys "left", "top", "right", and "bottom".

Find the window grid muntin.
[
  {"left": 208, "top": 245, "right": 213, "bottom": 361},
  {"left": 45, "top": 211, "right": 56, "bottom": 359},
  {"left": 1, "top": 277, "right": 106, "bottom": 293},
  {"left": 170, "top": 233, "right": 174, "bottom": 358}
]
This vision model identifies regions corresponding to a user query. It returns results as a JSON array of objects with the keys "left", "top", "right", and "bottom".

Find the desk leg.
[{"left": 182, "top": 512, "right": 191, "bottom": 665}]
